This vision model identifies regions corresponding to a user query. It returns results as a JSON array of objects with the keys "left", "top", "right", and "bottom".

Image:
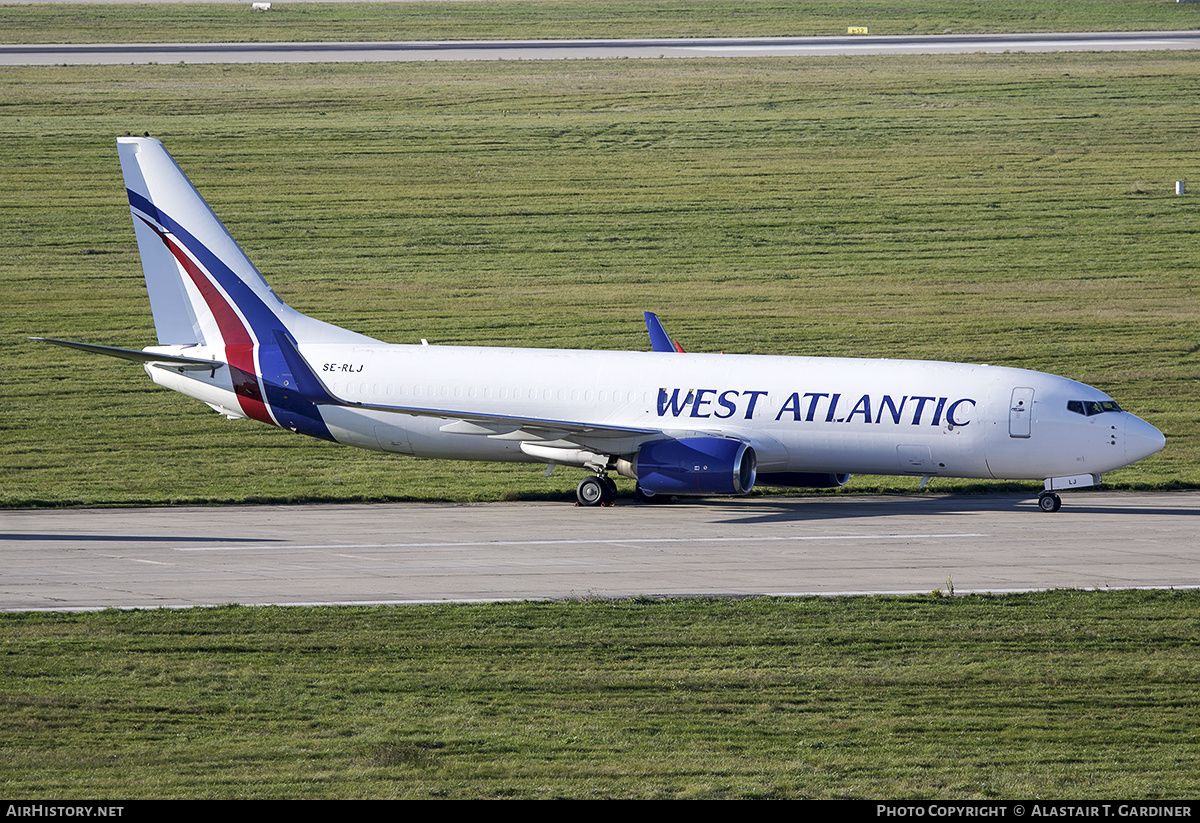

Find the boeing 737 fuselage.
[{"left": 35, "top": 138, "right": 1165, "bottom": 511}]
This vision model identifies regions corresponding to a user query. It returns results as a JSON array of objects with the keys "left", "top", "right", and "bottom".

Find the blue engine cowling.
[
  {"left": 634, "top": 437, "right": 756, "bottom": 496},
  {"left": 757, "top": 472, "right": 851, "bottom": 488}
]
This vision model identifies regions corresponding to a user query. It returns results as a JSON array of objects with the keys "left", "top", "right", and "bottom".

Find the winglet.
[{"left": 644, "top": 312, "right": 685, "bottom": 353}]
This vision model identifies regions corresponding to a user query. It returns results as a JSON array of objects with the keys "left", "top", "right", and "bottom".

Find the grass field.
[
  {"left": 2, "top": 0, "right": 1197, "bottom": 44},
  {"left": 4, "top": 590, "right": 1200, "bottom": 798},
  {"left": 4, "top": 50, "right": 1199, "bottom": 506}
]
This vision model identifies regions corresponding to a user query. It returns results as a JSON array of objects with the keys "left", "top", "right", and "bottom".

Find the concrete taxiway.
[
  {"left": 4, "top": 32, "right": 1200, "bottom": 66},
  {"left": 2, "top": 492, "right": 1198, "bottom": 611}
]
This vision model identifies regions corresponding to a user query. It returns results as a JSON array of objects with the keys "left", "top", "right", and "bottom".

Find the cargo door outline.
[{"left": 1009, "top": 387, "right": 1034, "bottom": 438}]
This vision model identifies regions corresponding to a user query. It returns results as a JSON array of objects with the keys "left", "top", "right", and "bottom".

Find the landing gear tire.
[
  {"left": 602, "top": 475, "right": 618, "bottom": 502},
  {"left": 1038, "top": 492, "right": 1062, "bottom": 513},
  {"left": 576, "top": 475, "right": 615, "bottom": 507}
]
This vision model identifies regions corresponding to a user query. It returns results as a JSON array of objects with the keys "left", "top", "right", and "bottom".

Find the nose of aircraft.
[{"left": 1124, "top": 415, "right": 1166, "bottom": 465}]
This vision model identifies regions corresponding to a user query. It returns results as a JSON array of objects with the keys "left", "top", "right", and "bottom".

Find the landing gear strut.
[
  {"left": 1038, "top": 491, "right": 1062, "bottom": 513},
  {"left": 576, "top": 474, "right": 617, "bottom": 507}
]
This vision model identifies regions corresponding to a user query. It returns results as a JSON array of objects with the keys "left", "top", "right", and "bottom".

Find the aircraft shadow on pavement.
[{"left": 652, "top": 494, "right": 1200, "bottom": 526}]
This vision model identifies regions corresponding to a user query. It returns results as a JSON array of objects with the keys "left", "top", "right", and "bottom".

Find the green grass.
[
  {"left": 4, "top": 52, "right": 1200, "bottom": 505},
  {"left": 2, "top": 0, "right": 1197, "bottom": 44},
  {"left": 3, "top": 591, "right": 1199, "bottom": 798}
]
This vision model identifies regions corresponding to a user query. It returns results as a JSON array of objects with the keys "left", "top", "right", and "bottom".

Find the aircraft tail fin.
[
  {"left": 118, "top": 137, "right": 294, "bottom": 347},
  {"left": 108, "top": 137, "right": 374, "bottom": 439},
  {"left": 118, "top": 137, "right": 370, "bottom": 349}
]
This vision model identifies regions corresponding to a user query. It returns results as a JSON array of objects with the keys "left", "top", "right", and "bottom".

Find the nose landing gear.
[
  {"left": 1038, "top": 473, "right": 1100, "bottom": 512},
  {"left": 1037, "top": 491, "right": 1062, "bottom": 513}
]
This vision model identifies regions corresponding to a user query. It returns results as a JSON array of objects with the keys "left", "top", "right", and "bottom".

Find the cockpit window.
[{"left": 1067, "top": 400, "right": 1123, "bottom": 416}]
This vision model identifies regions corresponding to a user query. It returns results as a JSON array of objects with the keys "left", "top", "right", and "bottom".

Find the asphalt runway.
[
  {"left": 3, "top": 492, "right": 1198, "bottom": 611},
  {"left": 4, "top": 32, "right": 1200, "bottom": 65}
]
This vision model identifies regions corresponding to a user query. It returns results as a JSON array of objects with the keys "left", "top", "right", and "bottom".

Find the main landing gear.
[
  {"left": 1038, "top": 491, "right": 1062, "bottom": 513},
  {"left": 575, "top": 474, "right": 675, "bottom": 506},
  {"left": 576, "top": 474, "right": 618, "bottom": 507}
]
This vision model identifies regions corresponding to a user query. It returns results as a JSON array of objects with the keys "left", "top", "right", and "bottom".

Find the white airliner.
[{"left": 35, "top": 138, "right": 1165, "bottom": 511}]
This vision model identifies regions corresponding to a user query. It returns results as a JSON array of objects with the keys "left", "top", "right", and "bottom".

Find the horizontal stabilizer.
[{"left": 29, "top": 337, "right": 222, "bottom": 370}]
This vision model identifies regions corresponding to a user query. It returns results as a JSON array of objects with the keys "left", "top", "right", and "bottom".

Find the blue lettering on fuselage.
[
  {"left": 657, "top": 388, "right": 767, "bottom": 421},
  {"left": 657, "top": 389, "right": 976, "bottom": 426}
]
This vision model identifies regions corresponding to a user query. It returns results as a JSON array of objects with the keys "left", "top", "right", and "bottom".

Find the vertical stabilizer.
[
  {"left": 118, "top": 137, "right": 289, "bottom": 347},
  {"left": 114, "top": 137, "right": 373, "bottom": 440}
]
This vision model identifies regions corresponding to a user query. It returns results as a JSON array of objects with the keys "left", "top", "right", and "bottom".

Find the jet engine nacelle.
[
  {"left": 757, "top": 472, "right": 851, "bottom": 488},
  {"left": 618, "top": 437, "right": 757, "bottom": 496}
]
